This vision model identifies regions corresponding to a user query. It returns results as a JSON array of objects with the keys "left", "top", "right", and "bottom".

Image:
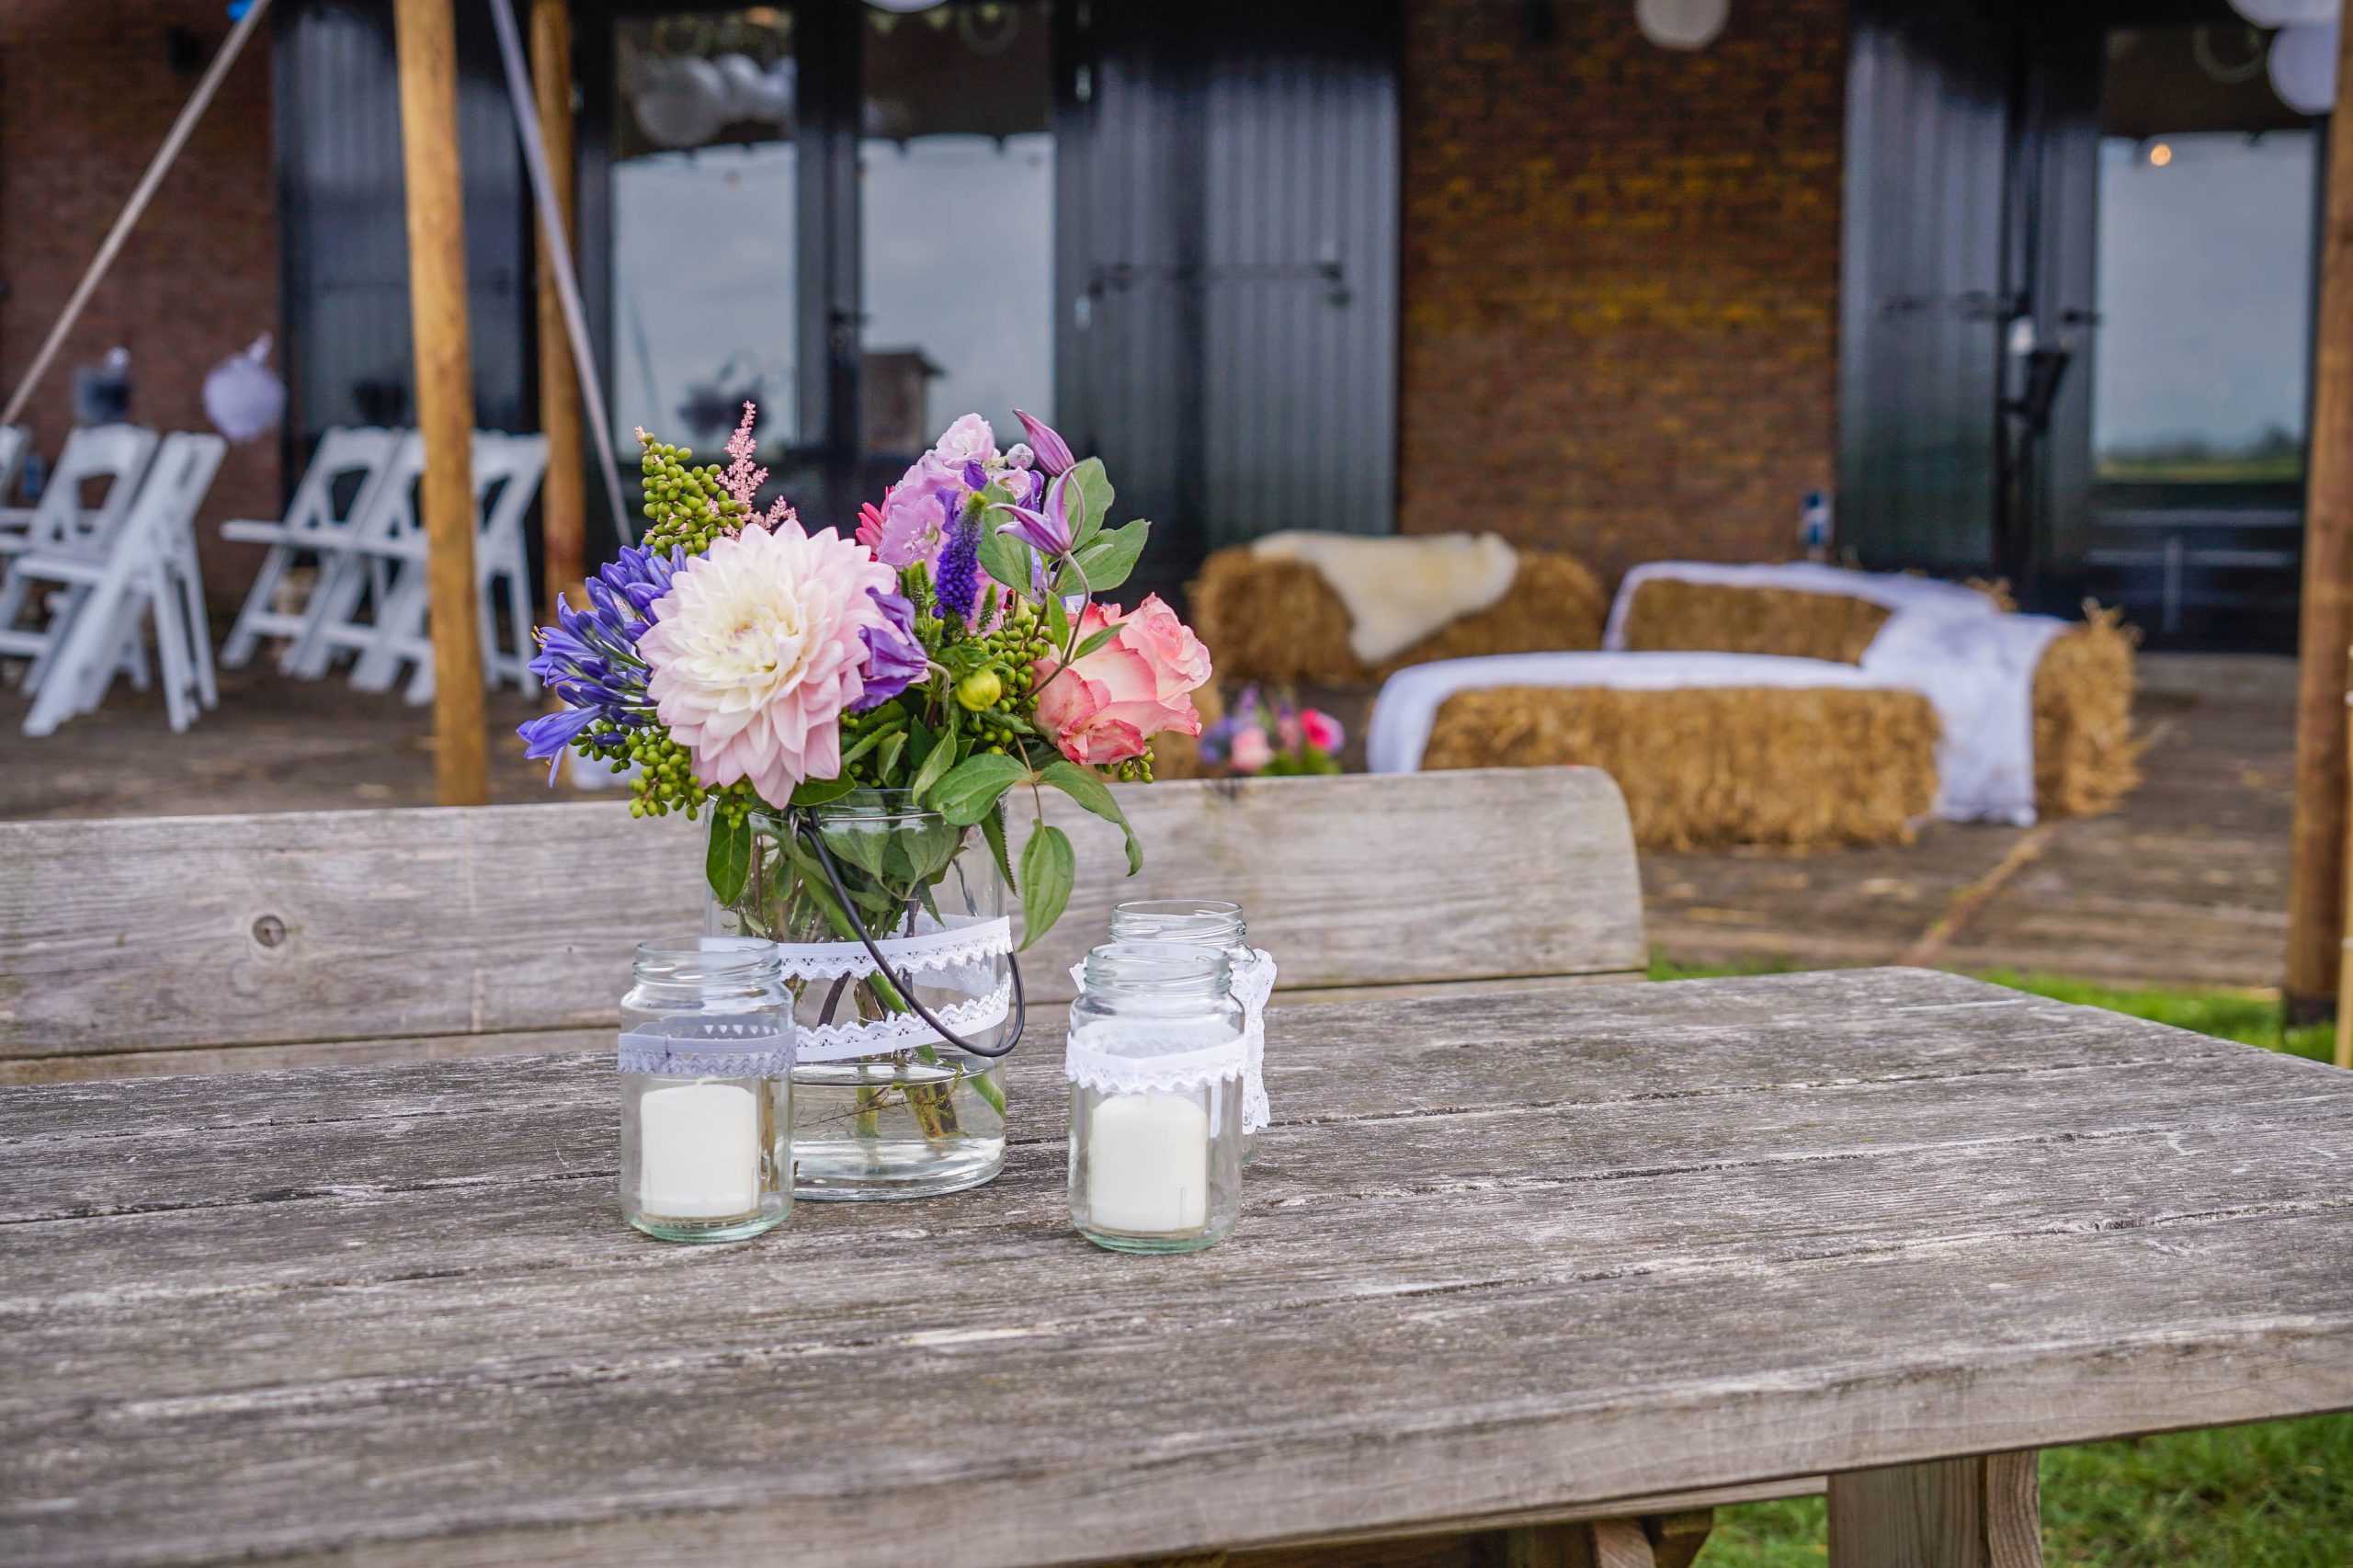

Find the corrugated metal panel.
[
  {"left": 1836, "top": 0, "right": 2010, "bottom": 574},
  {"left": 276, "top": 0, "right": 532, "bottom": 470},
  {"left": 1062, "top": 0, "right": 1398, "bottom": 597}
]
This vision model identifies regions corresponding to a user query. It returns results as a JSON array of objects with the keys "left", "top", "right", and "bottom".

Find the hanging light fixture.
[
  {"left": 2268, "top": 19, "right": 2340, "bottom": 114},
  {"left": 866, "top": 0, "right": 948, "bottom": 13},
  {"left": 1635, "top": 0, "right": 1730, "bottom": 51}
]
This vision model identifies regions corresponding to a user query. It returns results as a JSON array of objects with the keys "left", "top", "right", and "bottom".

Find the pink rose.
[
  {"left": 1300, "top": 708, "right": 1344, "bottom": 753},
  {"left": 1227, "top": 725, "right": 1275, "bottom": 773},
  {"left": 1031, "top": 594, "right": 1214, "bottom": 767}
]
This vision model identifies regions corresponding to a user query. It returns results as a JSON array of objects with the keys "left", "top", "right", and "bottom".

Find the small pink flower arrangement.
[
  {"left": 1199, "top": 685, "right": 1345, "bottom": 777},
  {"left": 523, "top": 406, "right": 1214, "bottom": 944}
]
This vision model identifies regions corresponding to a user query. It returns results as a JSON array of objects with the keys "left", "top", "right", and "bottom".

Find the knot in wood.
[{"left": 250, "top": 915, "right": 288, "bottom": 949}]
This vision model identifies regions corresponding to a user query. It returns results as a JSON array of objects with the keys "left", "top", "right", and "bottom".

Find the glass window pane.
[
  {"left": 858, "top": 2, "right": 1054, "bottom": 459},
  {"left": 611, "top": 10, "right": 798, "bottom": 460},
  {"left": 2093, "top": 123, "right": 2315, "bottom": 483}
]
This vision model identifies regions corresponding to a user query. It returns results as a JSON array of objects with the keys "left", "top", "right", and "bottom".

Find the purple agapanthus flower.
[
  {"left": 933, "top": 498, "right": 982, "bottom": 627},
  {"left": 853, "top": 587, "right": 926, "bottom": 710},
  {"left": 517, "top": 543, "right": 681, "bottom": 779}
]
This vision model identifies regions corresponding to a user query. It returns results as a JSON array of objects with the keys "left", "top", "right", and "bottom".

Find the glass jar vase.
[
  {"left": 620, "top": 937, "right": 794, "bottom": 1242},
  {"left": 1109, "top": 899, "right": 1273, "bottom": 1161},
  {"left": 1067, "top": 941, "right": 1246, "bottom": 1253},
  {"left": 710, "top": 792, "right": 1011, "bottom": 1200}
]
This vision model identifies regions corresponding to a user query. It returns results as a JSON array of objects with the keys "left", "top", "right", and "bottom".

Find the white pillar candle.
[
  {"left": 639, "top": 1081, "right": 760, "bottom": 1219},
  {"left": 1086, "top": 1092, "right": 1210, "bottom": 1233}
]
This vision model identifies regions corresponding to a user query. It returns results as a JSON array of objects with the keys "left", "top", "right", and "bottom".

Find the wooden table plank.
[{"left": 3, "top": 971, "right": 2348, "bottom": 1568}]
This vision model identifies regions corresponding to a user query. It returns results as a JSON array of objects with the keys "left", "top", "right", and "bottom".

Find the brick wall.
[
  {"left": 1399, "top": 0, "right": 1847, "bottom": 585},
  {"left": 0, "top": 2, "right": 278, "bottom": 604}
]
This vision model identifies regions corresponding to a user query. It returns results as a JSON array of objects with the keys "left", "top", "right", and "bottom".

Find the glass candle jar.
[
  {"left": 620, "top": 937, "right": 794, "bottom": 1243},
  {"left": 1066, "top": 941, "right": 1246, "bottom": 1253},
  {"left": 1109, "top": 900, "right": 1272, "bottom": 1161}
]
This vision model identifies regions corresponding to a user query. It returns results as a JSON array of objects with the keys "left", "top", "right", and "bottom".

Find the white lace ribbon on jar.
[
  {"left": 1068, "top": 948, "right": 1274, "bottom": 1135},
  {"left": 775, "top": 916, "right": 1014, "bottom": 1062},
  {"left": 1064, "top": 1023, "right": 1251, "bottom": 1136},
  {"left": 617, "top": 1017, "right": 796, "bottom": 1078}
]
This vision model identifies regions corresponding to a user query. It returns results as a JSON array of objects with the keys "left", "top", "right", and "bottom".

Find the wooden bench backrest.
[{"left": 0, "top": 767, "right": 1643, "bottom": 1082}]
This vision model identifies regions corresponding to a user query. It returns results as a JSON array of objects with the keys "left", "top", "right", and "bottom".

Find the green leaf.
[
  {"left": 789, "top": 777, "right": 858, "bottom": 808},
  {"left": 835, "top": 719, "right": 900, "bottom": 773},
  {"left": 929, "top": 752, "right": 1030, "bottom": 826},
  {"left": 908, "top": 727, "right": 960, "bottom": 807},
  {"left": 1067, "top": 622, "right": 1120, "bottom": 664},
  {"left": 705, "top": 812, "right": 753, "bottom": 904},
  {"left": 1053, "top": 517, "right": 1149, "bottom": 597},
  {"left": 874, "top": 729, "right": 907, "bottom": 784},
  {"left": 1042, "top": 588, "right": 1071, "bottom": 647},
  {"left": 979, "top": 802, "right": 1017, "bottom": 894},
  {"left": 976, "top": 517, "right": 1032, "bottom": 593},
  {"left": 1066, "top": 457, "right": 1113, "bottom": 551},
  {"left": 1017, "top": 821, "right": 1075, "bottom": 949},
  {"left": 1040, "top": 758, "right": 1143, "bottom": 876}
]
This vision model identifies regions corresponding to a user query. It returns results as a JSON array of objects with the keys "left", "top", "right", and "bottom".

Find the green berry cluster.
[
  {"left": 959, "top": 600, "right": 1055, "bottom": 756},
  {"left": 614, "top": 728, "right": 746, "bottom": 822},
  {"left": 637, "top": 433, "right": 751, "bottom": 555}
]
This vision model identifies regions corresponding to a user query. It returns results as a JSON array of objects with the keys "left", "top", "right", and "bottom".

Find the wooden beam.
[
  {"left": 531, "top": 0, "right": 585, "bottom": 619},
  {"left": 2289, "top": 15, "right": 2353, "bottom": 1017},
  {"left": 393, "top": 0, "right": 490, "bottom": 806},
  {"left": 1827, "top": 1453, "right": 2040, "bottom": 1568}
]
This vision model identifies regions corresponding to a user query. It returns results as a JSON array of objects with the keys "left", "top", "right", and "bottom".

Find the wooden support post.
[
  {"left": 531, "top": 0, "right": 585, "bottom": 619},
  {"left": 1827, "top": 1452, "right": 2040, "bottom": 1568},
  {"left": 393, "top": 0, "right": 489, "bottom": 806},
  {"left": 2288, "top": 15, "right": 2353, "bottom": 1021}
]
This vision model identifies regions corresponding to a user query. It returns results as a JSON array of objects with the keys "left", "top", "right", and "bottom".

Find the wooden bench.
[{"left": 0, "top": 767, "right": 1646, "bottom": 1084}]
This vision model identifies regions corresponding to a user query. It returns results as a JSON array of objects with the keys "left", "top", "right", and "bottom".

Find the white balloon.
[
  {"left": 2269, "top": 20, "right": 2339, "bottom": 114},
  {"left": 2232, "top": 0, "right": 2337, "bottom": 28},
  {"left": 1636, "top": 0, "right": 1729, "bottom": 51},
  {"left": 632, "top": 56, "right": 729, "bottom": 149},
  {"left": 203, "top": 335, "right": 285, "bottom": 446},
  {"left": 712, "top": 53, "right": 767, "bottom": 119}
]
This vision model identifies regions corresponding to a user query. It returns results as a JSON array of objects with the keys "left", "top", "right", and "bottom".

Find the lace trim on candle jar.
[
  {"left": 617, "top": 1017, "right": 796, "bottom": 1077},
  {"left": 1068, "top": 948, "right": 1274, "bottom": 1135},
  {"left": 1065, "top": 1028, "right": 1249, "bottom": 1133},
  {"left": 796, "top": 976, "right": 1014, "bottom": 1062}
]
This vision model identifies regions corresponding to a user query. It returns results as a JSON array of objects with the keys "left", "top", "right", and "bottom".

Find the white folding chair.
[
  {"left": 19, "top": 432, "right": 226, "bottom": 737},
  {"left": 219, "top": 426, "right": 405, "bottom": 670},
  {"left": 345, "top": 431, "right": 548, "bottom": 703},
  {"left": 0, "top": 425, "right": 159, "bottom": 687}
]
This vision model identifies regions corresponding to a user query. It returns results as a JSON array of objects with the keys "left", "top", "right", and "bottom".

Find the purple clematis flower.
[
  {"left": 990, "top": 471, "right": 1080, "bottom": 559},
  {"left": 853, "top": 586, "right": 926, "bottom": 710},
  {"left": 1013, "top": 409, "right": 1074, "bottom": 477}
]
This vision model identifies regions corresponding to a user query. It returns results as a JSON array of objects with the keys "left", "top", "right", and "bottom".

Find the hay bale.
[
  {"left": 1188, "top": 546, "right": 1608, "bottom": 685},
  {"left": 1422, "top": 686, "right": 1940, "bottom": 851},
  {"left": 1618, "top": 578, "right": 1892, "bottom": 665},
  {"left": 1618, "top": 575, "right": 2143, "bottom": 819},
  {"left": 2035, "top": 604, "right": 2144, "bottom": 819}
]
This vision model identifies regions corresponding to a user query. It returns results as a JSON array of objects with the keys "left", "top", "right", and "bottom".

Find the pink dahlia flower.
[
  {"left": 638, "top": 524, "right": 900, "bottom": 804},
  {"left": 1031, "top": 595, "right": 1213, "bottom": 767}
]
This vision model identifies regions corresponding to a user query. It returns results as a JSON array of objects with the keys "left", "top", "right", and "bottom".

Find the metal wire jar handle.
[{"left": 795, "top": 815, "right": 1026, "bottom": 1060}]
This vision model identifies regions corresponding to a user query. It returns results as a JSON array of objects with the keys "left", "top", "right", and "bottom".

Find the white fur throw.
[{"left": 1251, "top": 531, "right": 1519, "bottom": 665}]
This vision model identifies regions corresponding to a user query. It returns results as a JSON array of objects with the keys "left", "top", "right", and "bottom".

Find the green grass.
[{"left": 1647, "top": 955, "right": 2353, "bottom": 1564}]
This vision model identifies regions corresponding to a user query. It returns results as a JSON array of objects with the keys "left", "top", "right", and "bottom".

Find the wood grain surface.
[
  {"left": 2, "top": 969, "right": 2348, "bottom": 1567},
  {"left": 0, "top": 769, "right": 1644, "bottom": 1074}
]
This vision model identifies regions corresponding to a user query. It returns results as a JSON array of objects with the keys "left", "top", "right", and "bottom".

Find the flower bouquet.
[
  {"left": 523, "top": 406, "right": 1213, "bottom": 1197},
  {"left": 1199, "top": 685, "right": 1345, "bottom": 777}
]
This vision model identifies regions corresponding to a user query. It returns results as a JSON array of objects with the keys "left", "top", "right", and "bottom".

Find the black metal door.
[
  {"left": 1836, "top": 0, "right": 2015, "bottom": 577},
  {"left": 276, "top": 0, "right": 533, "bottom": 460},
  {"left": 1058, "top": 0, "right": 1400, "bottom": 604}
]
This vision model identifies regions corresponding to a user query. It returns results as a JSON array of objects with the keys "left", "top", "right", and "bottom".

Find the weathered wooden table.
[{"left": 6, "top": 969, "right": 2349, "bottom": 1568}]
